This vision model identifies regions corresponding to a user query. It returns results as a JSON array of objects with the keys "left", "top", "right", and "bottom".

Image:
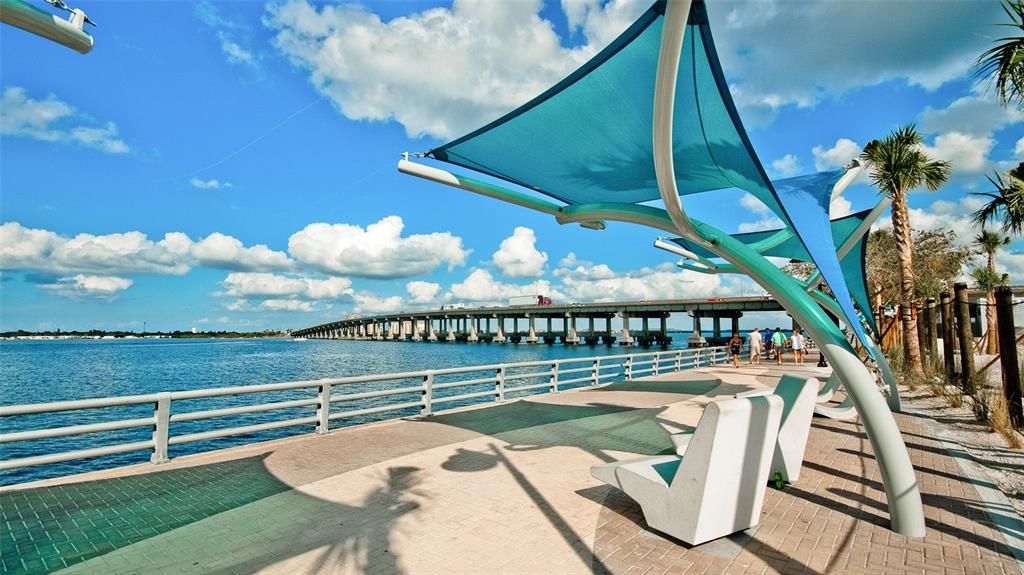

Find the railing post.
[
  {"left": 652, "top": 353, "right": 660, "bottom": 375},
  {"left": 496, "top": 366, "right": 506, "bottom": 401},
  {"left": 954, "top": 282, "right": 976, "bottom": 395},
  {"left": 694, "top": 348, "right": 701, "bottom": 368},
  {"left": 421, "top": 373, "right": 434, "bottom": 416},
  {"left": 675, "top": 350, "right": 682, "bottom": 371},
  {"left": 592, "top": 358, "right": 600, "bottom": 386},
  {"left": 550, "top": 362, "right": 560, "bottom": 393},
  {"left": 151, "top": 392, "right": 171, "bottom": 464},
  {"left": 624, "top": 355, "right": 633, "bottom": 380},
  {"left": 316, "top": 382, "right": 331, "bottom": 435}
]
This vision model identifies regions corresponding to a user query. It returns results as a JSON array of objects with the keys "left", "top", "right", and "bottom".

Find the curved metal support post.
[
  {"left": 808, "top": 289, "right": 901, "bottom": 412},
  {"left": 652, "top": 0, "right": 922, "bottom": 537},
  {"left": 653, "top": 238, "right": 719, "bottom": 271}
]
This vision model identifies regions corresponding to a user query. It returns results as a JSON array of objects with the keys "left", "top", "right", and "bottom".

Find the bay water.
[{"left": 1, "top": 336, "right": 705, "bottom": 486}]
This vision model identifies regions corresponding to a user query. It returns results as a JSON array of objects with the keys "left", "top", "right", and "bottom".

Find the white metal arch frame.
[
  {"left": 650, "top": 0, "right": 922, "bottom": 537},
  {"left": 399, "top": 0, "right": 925, "bottom": 537}
]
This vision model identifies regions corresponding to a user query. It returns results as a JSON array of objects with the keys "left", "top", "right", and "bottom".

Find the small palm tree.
[
  {"left": 861, "top": 125, "right": 952, "bottom": 375},
  {"left": 974, "top": 230, "right": 1012, "bottom": 353},
  {"left": 973, "top": 162, "right": 1024, "bottom": 235},
  {"left": 974, "top": 0, "right": 1024, "bottom": 107}
]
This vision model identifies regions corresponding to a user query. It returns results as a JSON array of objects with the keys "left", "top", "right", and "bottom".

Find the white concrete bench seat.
[
  {"left": 723, "top": 375, "right": 817, "bottom": 482},
  {"left": 817, "top": 373, "right": 841, "bottom": 403},
  {"left": 591, "top": 395, "right": 783, "bottom": 546},
  {"left": 770, "top": 375, "right": 818, "bottom": 482},
  {"left": 814, "top": 395, "right": 857, "bottom": 420}
]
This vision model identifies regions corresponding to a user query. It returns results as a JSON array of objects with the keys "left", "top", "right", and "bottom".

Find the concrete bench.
[{"left": 591, "top": 395, "right": 783, "bottom": 546}]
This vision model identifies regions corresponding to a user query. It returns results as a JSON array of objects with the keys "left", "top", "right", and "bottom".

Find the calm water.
[{"left": 0, "top": 336, "right": 701, "bottom": 485}]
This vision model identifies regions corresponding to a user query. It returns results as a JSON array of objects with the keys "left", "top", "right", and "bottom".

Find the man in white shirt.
[{"left": 748, "top": 327, "right": 762, "bottom": 365}]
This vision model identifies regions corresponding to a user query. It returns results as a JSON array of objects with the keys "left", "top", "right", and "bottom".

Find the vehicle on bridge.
[{"left": 508, "top": 295, "right": 553, "bottom": 306}]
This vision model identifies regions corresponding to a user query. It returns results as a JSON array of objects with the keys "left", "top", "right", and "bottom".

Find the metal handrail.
[{"left": 0, "top": 346, "right": 726, "bottom": 475}]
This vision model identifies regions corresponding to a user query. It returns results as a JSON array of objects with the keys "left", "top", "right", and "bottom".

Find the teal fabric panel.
[
  {"left": 841, "top": 232, "right": 877, "bottom": 335},
  {"left": 772, "top": 172, "right": 873, "bottom": 354},
  {"left": 669, "top": 207, "right": 870, "bottom": 262},
  {"left": 428, "top": 2, "right": 785, "bottom": 221}
]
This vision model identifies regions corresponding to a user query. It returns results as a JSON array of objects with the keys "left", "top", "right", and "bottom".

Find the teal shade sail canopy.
[
  {"left": 671, "top": 207, "right": 879, "bottom": 336},
  {"left": 428, "top": 1, "right": 783, "bottom": 221},
  {"left": 425, "top": 0, "right": 871, "bottom": 349}
]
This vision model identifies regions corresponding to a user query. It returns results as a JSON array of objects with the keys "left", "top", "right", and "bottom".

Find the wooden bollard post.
[
  {"left": 915, "top": 302, "right": 927, "bottom": 364},
  {"left": 925, "top": 297, "right": 938, "bottom": 363},
  {"left": 954, "top": 282, "right": 977, "bottom": 395},
  {"left": 995, "top": 286, "right": 1023, "bottom": 428},
  {"left": 940, "top": 290, "right": 956, "bottom": 377}
]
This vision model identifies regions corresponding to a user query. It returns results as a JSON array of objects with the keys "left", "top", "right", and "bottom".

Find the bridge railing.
[{"left": 0, "top": 346, "right": 726, "bottom": 478}]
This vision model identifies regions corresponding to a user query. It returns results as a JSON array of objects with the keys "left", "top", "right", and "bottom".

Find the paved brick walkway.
[{"left": 1, "top": 363, "right": 1021, "bottom": 574}]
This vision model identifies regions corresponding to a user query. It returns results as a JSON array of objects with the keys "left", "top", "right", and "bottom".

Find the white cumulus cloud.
[
  {"left": 288, "top": 216, "right": 468, "bottom": 278},
  {"left": 448, "top": 269, "right": 562, "bottom": 305},
  {"left": 770, "top": 154, "right": 802, "bottom": 177},
  {"left": 708, "top": 1, "right": 1002, "bottom": 123},
  {"left": 492, "top": 227, "right": 548, "bottom": 278},
  {"left": 265, "top": 0, "right": 639, "bottom": 139},
  {"left": 812, "top": 138, "right": 861, "bottom": 172},
  {"left": 191, "top": 233, "right": 293, "bottom": 272},
  {"left": 221, "top": 272, "right": 352, "bottom": 300},
  {"left": 738, "top": 217, "right": 784, "bottom": 233},
  {"left": 40, "top": 274, "right": 133, "bottom": 300},
  {"left": 190, "top": 178, "right": 232, "bottom": 189},
  {"left": 1, "top": 87, "right": 130, "bottom": 154},
  {"left": 739, "top": 193, "right": 771, "bottom": 214},
  {"left": 555, "top": 261, "right": 731, "bottom": 302},
  {"left": 918, "top": 93, "right": 1024, "bottom": 137},
  {"left": 0, "top": 222, "right": 292, "bottom": 276},
  {"left": 353, "top": 293, "right": 405, "bottom": 314},
  {"left": 918, "top": 131, "right": 994, "bottom": 175},
  {"left": 406, "top": 281, "right": 442, "bottom": 304}
]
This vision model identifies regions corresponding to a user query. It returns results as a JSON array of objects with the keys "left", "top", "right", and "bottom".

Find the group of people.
[{"left": 728, "top": 327, "right": 807, "bottom": 367}]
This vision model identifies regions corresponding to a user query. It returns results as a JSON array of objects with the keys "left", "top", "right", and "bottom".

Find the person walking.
[
  {"left": 729, "top": 333, "right": 743, "bottom": 367},
  {"left": 791, "top": 328, "right": 806, "bottom": 366},
  {"left": 748, "top": 327, "right": 762, "bottom": 364},
  {"left": 771, "top": 328, "right": 786, "bottom": 365}
]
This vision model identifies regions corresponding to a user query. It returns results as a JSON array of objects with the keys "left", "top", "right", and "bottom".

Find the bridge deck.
[{"left": 2, "top": 361, "right": 1021, "bottom": 574}]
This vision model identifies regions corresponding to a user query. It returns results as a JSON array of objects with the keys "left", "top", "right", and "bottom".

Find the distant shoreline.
[{"left": 1, "top": 331, "right": 289, "bottom": 340}]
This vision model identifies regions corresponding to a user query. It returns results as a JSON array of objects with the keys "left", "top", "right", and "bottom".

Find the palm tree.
[
  {"left": 974, "top": 0, "right": 1024, "bottom": 107},
  {"left": 973, "top": 162, "right": 1024, "bottom": 234},
  {"left": 861, "top": 125, "right": 952, "bottom": 375},
  {"left": 973, "top": 230, "right": 1012, "bottom": 354}
]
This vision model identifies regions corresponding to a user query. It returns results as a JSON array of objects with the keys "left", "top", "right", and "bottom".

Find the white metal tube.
[
  {"left": 431, "top": 390, "right": 498, "bottom": 404},
  {"left": 169, "top": 398, "right": 319, "bottom": 423},
  {"left": 431, "top": 378, "right": 498, "bottom": 390},
  {"left": 0, "top": 394, "right": 159, "bottom": 416},
  {"left": 0, "top": 440, "right": 154, "bottom": 471},
  {"left": 0, "top": 0, "right": 93, "bottom": 54},
  {"left": 329, "top": 401, "right": 426, "bottom": 421},
  {"left": 168, "top": 416, "right": 318, "bottom": 446},
  {"left": 330, "top": 385, "right": 424, "bottom": 403},
  {"left": 0, "top": 417, "right": 155, "bottom": 443}
]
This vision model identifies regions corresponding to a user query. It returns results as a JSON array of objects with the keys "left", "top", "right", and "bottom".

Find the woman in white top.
[{"left": 791, "top": 328, "right": 806, "bottom": 366}]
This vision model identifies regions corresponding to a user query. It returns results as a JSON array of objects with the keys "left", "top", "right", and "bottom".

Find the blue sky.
[{"left": 1, "top": 0, "right": 1021, "bottom": 332}]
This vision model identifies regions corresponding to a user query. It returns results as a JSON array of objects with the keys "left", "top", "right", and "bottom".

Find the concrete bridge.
[{"left": 291, "top": 296, "right": 786, "bottom": 347}]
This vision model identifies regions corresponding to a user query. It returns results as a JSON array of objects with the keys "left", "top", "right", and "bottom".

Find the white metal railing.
[{"left": 0, "top": 346, "right": 726, "bottom": 475}]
